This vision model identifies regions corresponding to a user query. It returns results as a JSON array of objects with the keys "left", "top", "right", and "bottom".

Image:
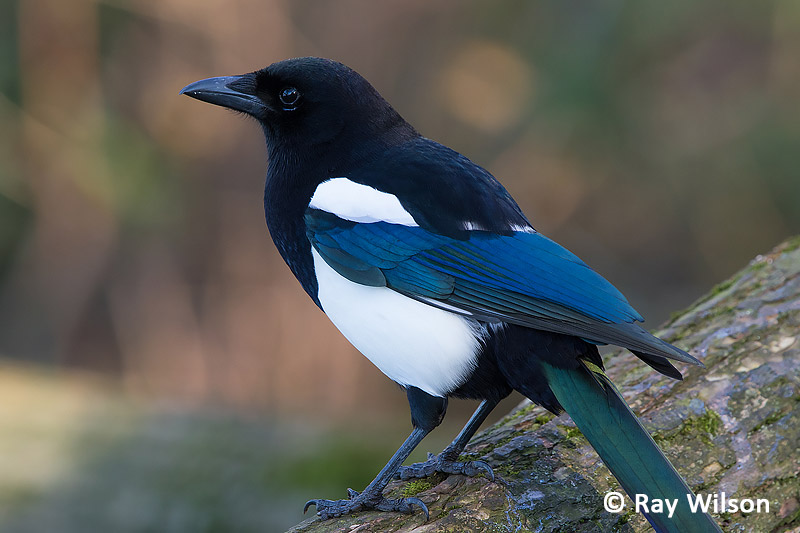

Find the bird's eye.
[{"left": 279, "top": 87, "right": 301, "bottom": 109}]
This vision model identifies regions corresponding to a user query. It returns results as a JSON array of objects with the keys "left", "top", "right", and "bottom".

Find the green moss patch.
[
  {"left": 654, "top": 409, "right": 723, "bottom": 447},
  {"left": 401, "top": 479, "right": 433, "bottom": 497}
]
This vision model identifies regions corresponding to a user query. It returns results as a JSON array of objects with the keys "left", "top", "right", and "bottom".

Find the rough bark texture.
[{"left": 290, "top": 237, "right": 800, "bottom": 533}]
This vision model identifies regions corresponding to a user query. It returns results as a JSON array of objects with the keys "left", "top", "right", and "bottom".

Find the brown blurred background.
[{"left": 1, "top": 0, "right": 799, "bottom": 531}]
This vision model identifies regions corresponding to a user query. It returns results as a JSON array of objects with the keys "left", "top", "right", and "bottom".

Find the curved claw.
[
  {"left": 472, "top": 460, "right": 495, "bottom": 482},
  {"left": 406, "top": 497, "right": 429, "bottom": 521},
  {"left": 303, "top": 499, "right": 317, "bottom": 514}
]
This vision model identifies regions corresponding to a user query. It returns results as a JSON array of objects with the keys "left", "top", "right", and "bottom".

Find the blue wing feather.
[
  {"left": 423, "top": 241, "right": 625, "bottom": 322},
  {"left": 305, "top": 209, "right": 697, "bottom": 364}
]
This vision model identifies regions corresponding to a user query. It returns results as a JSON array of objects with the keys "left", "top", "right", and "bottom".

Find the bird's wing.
[{"left": 305, "top": 208, "right": 699, "bottom": 366}]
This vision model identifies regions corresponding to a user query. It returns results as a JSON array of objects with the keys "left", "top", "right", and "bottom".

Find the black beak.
[{"left": 180, "top": 75, "right": 266, "bottom": 116}]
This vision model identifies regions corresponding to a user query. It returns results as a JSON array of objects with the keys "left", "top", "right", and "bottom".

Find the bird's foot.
[
  {"left": 395, "top": 452, "right": 495, "bottom": 481},
  {"left": 304, "top": 488, "right": 429, "bottom": 520}
]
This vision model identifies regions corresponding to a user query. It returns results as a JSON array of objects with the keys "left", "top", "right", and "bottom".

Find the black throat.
[{"left": 262, "top": 120, "right": 418, "bottom": 307}]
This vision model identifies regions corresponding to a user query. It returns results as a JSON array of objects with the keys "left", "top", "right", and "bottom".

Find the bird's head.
[{"left": 180, "top": 57, "right": 417, "bottom": 168}]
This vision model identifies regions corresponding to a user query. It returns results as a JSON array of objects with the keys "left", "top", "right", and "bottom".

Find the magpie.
[{"left": 181, "top": 57, "right": 721, "bottom": 532}]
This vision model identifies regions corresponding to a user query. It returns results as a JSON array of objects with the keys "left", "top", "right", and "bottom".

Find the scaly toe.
[
  {"left": 375, "top": 496, "right": 429, "bottom": 520},
  {"left": 395, "top": 455, "right": 495, "bottom": 482},
  {"left": 303, "top": 492, "right": 428, "bottom": 520},
  {"left": 462, "top": 459, "right": 495, "bottom": 481}
]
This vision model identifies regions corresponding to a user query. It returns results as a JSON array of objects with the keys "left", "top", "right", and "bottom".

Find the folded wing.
[{"left": 306, "top": 208, "right": 700, "bottom": 375}]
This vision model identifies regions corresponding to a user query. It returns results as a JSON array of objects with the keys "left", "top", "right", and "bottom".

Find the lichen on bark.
[{"left": 290, "top": 237, "right": 800, "bottom": 533}]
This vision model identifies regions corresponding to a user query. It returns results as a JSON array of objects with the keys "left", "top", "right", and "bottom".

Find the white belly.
[{"left": 312, "top": 249, "right": 483, "bottom": 397}]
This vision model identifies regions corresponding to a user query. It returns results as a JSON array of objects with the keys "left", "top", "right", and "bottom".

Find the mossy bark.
[{"left": 289, "top": 237, "right": 800, "bottom": 533}]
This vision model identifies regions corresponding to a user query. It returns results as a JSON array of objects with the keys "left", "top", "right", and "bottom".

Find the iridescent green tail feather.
[{"left": 541, "top": 361, "right": 722, "bottom": 533}]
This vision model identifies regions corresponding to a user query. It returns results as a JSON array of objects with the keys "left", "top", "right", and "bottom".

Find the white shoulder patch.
[
  {"left": 462, "top": 221, "right": 536, "bottom": 233},
  {"left": 309, "top": 178, "right": 419, "bottom": 226},
  {"left": 462, "top": 221, "right": 487, "bottom": 231},
  {"left": 510, "top": 224, "right": 536, "bottom": 234}
]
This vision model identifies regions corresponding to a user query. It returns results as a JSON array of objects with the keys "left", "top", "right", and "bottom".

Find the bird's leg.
[
  {"left": 305, "top": 426, "right": 431, "bottom": 520},
  {"left": 395, "top": 398, "right": 499, "bottom": 481}
]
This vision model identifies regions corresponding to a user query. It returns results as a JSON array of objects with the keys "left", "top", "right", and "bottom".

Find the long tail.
[{"left": 540, "top": 360, "right": 722, "bottom": 533}]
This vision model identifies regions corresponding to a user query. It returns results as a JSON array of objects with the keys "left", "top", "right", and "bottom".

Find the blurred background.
[{"left": 1, "top": 0, "right": 798, "bottom": 531}]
